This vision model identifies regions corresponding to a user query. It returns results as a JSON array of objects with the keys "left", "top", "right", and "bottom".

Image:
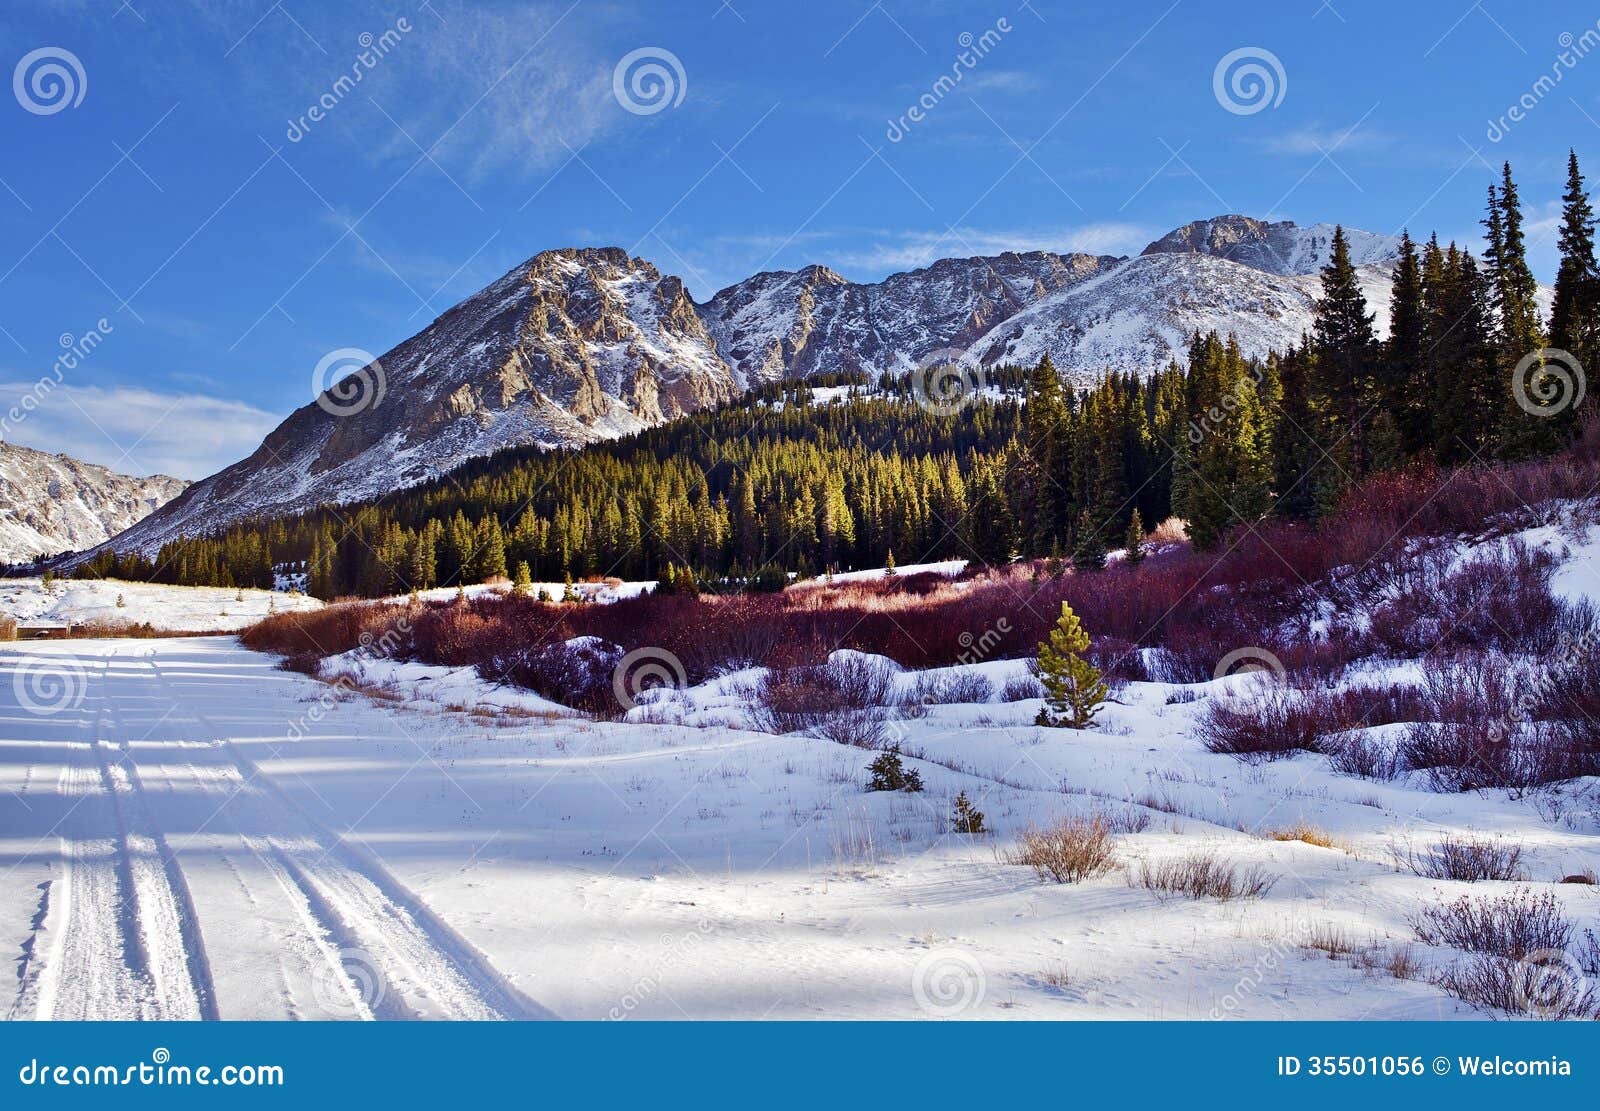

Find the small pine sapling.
[
  {"left": 867, "top": 745, "right": 924, "bottom": 793},
  {"left": 512, "top": 561, "right": 533, "bottom": 596},
  {"left": 1035, "top": 601, "right": 1109, "bottom": 728},
  {"left": 950, "top": 790, "right": 986, "bottom": 834},
  {"left": 1124, "top": 509, "right": 1145, "bottom": 566}
]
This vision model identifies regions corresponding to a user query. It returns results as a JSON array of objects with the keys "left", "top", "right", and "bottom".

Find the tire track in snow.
[
  {"left": 21, "top": 697, "right": 152, "bottom": 1020},
  {"left": 146, "top": 655, "right": 553, "bottom": 1020},
  {"left": 86, "top": 657, "right": 215, "bottom": 1020}
]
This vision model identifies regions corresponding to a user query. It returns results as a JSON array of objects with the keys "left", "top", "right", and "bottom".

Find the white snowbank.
[{"left": 0, "top": 576, "right": 321, "bottom": 632}]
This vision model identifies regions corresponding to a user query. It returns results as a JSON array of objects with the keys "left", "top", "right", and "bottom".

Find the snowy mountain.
[
  {"left": 962, "top": 251, "right": 1398, "bottom": 378},
  {"left": 105, "top": 247, "right": 740, "bottom": 554},
  {"left": 701, "top": 251, "right": 1117, "bottom": 384},
  {"left": 1140, "top": 214, "right": 1402, "bottom": 275},
  {"left": 0, "top": 441, "right": 186, "bottom": 563},
  {"left": 101, "top": 216, "right": 1423, "bottom": 553}
]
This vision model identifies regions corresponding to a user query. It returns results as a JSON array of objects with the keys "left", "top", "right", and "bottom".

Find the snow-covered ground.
[
  {"left": 0, "top": 577, "right": 322, "bottom": 633},
  {"left": 3, "top": 632, "right": 1595, "bottom": 1021}
]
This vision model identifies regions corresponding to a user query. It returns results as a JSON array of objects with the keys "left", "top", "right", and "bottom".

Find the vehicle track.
[
  {"left": 90, "top": 660, "right": 216, "bottom": 1019},
  {"left": 144, "top": 655, "right": 551, "bottom": 1020}
]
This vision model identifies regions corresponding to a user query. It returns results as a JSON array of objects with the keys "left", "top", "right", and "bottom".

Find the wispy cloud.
[
  {"left": 1258, "top": 123, "right": 1392, "bottom": 156},
  {"left": 0, "top": 383, "right": 280, "bottom": 479}
]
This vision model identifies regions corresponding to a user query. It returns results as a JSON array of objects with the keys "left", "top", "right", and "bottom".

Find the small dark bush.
[
  {"left": 867, "top": 745, "right": 923, "bottom": 792},
  {"left": 1001, "top": 675, "right": 1044, "bottom": 702},
  {"left": 748, "top": 654, "right": 896, "bottom": 738}
]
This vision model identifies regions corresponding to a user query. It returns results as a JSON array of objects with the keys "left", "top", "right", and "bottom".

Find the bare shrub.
[
  {"left": 1007, "top": 817, "right": 1118, "bottom": 884},
  {"left": 1194, "top": 685, "right": 1320, "bottom": 761},
  {"left": 1325, "top": 732, "right": 1401, "bottom": 779},
  {"left": 0, "top": 616, "right": 16, "bottom": 642},
  {"left": 1196, "top": 682, "right": 1424, "bottom": 764},
  {"left": 748, "top": 654, "right": 897, "bottom": 740},
  {"left": 1367, "top": 540, "right": 1567, "bottom": 657},
  {"left": 1393, "top": 835, "right": 1526, "bottom": 882},
  {"left": 1001, "top": 675, "right": 1044, "bottom": 702},
  {"left": 479, "top": 636, "right": 624, "bottom": 716},
  {"left": 1434, "top": 953, "right": 1598, "bottom": 1019},
  {"left": 1038, "top": 962, "right": 1076, "bottom": 991},
  {"left": 1577, "top": 929, "right": 1600, "bottom": 977},
  {"left": 910, "top": 671, "right": 994, "bottom": 706},
  {"left": 1096, "top": 805, "right": 1152, "bottom": 834},
  {"left": 1134, "top": 852, "right": 1275, "bottom": 901},
  {"left": 1399, "top": 652, "right": 1585, "bottom": 791},
  {"left": 815, "top": 708, "right": 888, "bottom": 748},
  {"left": 1409, "top": 888, "right": 1572, "bottom": 957}
]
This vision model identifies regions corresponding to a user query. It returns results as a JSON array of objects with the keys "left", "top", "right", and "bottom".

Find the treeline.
[{"left": 76, "top": 155, "right": 1600, "bottom": 598}]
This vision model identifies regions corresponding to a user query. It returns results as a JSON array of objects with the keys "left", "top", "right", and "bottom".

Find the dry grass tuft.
[{"left": 1006, "top": 817, "right": 1118, "bottom": 884}]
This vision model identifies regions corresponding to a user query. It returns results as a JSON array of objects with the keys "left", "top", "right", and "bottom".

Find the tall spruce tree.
[
  {"left": 1385, "top": 231, "right": 1428, "bottom": 454},
  {"left": 1551, "top": 149, "right": 1597, "bottom": 368},
  {"left": 1312, "top": 227, "right": 1380, "bottom": 482}
]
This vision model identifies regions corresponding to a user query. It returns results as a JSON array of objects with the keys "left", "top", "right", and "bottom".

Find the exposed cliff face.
[{"left": 0, "top": 441, "right": 186, "bottom": 562}]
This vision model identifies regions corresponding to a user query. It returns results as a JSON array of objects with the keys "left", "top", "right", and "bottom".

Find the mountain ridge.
[
  {"left": 0, "top": 441, "right": 187, "bottom": 563},
  {"left": 93, "top": 215, "right": 1420, "bottom": 556}
]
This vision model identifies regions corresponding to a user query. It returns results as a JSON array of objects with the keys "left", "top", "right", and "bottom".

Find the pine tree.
[
  {"left": 512, "top": 561, "right": 532, "bottom": 595},
  {"left": 1384, "top": 231, "right": 1428, "bottom": 453},
  {"left": 1072, "top": 507, "right": 1106, "bottom": 570},
  {"left": 867, "top": 745, "right": 923, "bottom": 792},
  {"left": 1034, "top": 601, "right": 1108, "bottom": 728},
  {"left": 1492, "top": 163, "right": 1552, "bottom": 456},
  {"left": 1312, "top": 226, "right": 1380, "bottom": 477},
  {"left": 1123, "top": 508, "right": 1145, "bottom": 566},
  {"left": 1022, "top": 353, "right": 1070, "bottom": 551},
  {"left": 950, "top": 790, "right": 985, "bottom": 834},
  {"left": 1551, "top": 149, "right": 1597, "bottom": 369}
]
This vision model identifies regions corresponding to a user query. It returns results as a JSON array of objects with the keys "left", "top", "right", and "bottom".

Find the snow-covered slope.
[
  {"left": 963, "top": 252, "right": 1397, "bottom": 377},
  {"left": 1141, "top": 214, "right": 1402, "bottom": 275},
  {"left": 0, "top": 441, "right": 186, "bottom": 563}
]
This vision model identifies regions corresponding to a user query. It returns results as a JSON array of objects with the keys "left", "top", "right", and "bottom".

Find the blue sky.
[{"left": 1, "top": 0, "right": 1597, "bottom": 478}]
